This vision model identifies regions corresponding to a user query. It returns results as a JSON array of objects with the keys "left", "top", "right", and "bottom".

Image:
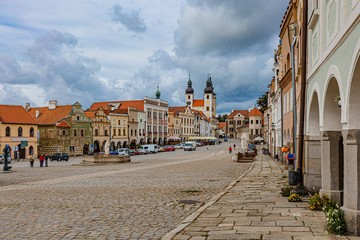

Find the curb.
[{"left": 161, "top": 160, "right": 256, "bottom": 240}]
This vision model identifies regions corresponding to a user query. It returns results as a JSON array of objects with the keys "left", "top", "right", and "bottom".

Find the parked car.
[
  {"left": 164, "top": 145, "right": 175, "bottom": 151},
  {"left": 50, "top": 153, "right": 69, "bottom": 161},
  {"left": 129, "top": 149, "right": 140, "bottom": 156},
  {"left": 140, "top": 144, "right": 159, "bottom": 153},
  {"left": 137, "top": 148, "right": 149, "bottom": 154},
  {"left": 196, "top": 141, "right": 204, "bottom": 147},
  {"left": 110, "top": 148, "right": 130, "bottom": 156},
  {"left": 0, "top": 154, "right": 12, "bottom": 164},
  {"left": 184, "top": 141, "right": 197, "bottom": 151},
  {"left": 174, "top": 143, "right": 184, "bottom": 149}
]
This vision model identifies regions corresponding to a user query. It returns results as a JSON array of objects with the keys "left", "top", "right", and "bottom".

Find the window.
[
  {"left": 62, "top": 130, "right": 66, "bottom": 135},
  {"left": 207, "top": 95, "right": 209, "bottom": 99},
  {"left": 81, "top": 130, "right": 84, "bottom": 136},
  {"left": 251, "top": 120, "right": 253, "bottom": 124},
  {"left": 74, "top": 130, "right": 77, "bottom": 136},
  {"left": 206, "top": 107, "right": 209, "bottom": 111},
  {"left": 132, "top": 118, "right": 134, "bottom": 122},
  {"left": 95, "top": 129, "right": 98, "bottom": 136},
  {"left": 188, "top": 95, "right": 190, "bottom": 100},
  {"left": 77, "top": 116, "right": 80, "bottom": 120},
  {"left": 30, "top": 127, "right": 34, "bottom": 137},
  {"left": 135, "top": 129, "right": 137, "bottom": 136},
  {"left": 18, "top": 127, "right": 23, "bottom": 137},
  {"left": 147, "top": 111, "right": 151, "bottom": 118},
  {"left": 6, "top": 127, "right": 10, "bottom": 137},
  {"left": 118, "top": 129, "right": 121, "bottom": 136},
  {"left": 123, "top": 129, "right": 126, "bottom": 136},
  {"left": 105, "top": 129, "right": 108, "bottom": 136},
  {"left": 118, "top": 120, "right": 120, "bottom": 125},
  {"left": 113, "top": 129, "right": 116, "bottom": 136},
  {"left": 256, "top": 120, "right": 259, "bottom": 124},
  {"left": 131, "top": 129, "right": 133, "bottom": 136}
]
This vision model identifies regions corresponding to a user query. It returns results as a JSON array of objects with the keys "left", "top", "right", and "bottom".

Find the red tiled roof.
[
  {"left": 169, "top": 106, "right": 186, "bottom": 113},
  {"left": 56, "top": 120, "right": 71, "bottom": 128},
  {"left": 218, "top": 122, "right": 226, "bottom": 129},
  {"left": 0, "top": 105, "right": 37, "bottom": 124},
  {"left": 84, "top": 111, "right": 95, "bottom": 119},
  {"left": 193, "top": 99, "right": 204, "bottom": 107},
  {"left": 228, "top": 110, "right": 249, "bottom": 119},
  {"left": 28, "top": 105, "right": 73, "bottom": 125},
  {"left": 90, "top": 100, "right": 145, "bottom": 112},
  {"left": 248, "top": 107, "right": 263, "bottom": 117}
]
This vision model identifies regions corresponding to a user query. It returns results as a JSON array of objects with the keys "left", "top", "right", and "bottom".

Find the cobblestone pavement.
[
  {"left": 0, "top": 142, "right": 252, "bottom": 239},
  {"left": 166, "top": 153, "right": 360, "bottom": 240}
]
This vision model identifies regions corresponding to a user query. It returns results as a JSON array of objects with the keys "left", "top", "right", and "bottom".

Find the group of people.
[{"left": 29, "top": 154, "right": 49, "bottom": 167}]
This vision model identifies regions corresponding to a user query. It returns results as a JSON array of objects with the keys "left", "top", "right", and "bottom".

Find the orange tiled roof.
[
  {"left": 248, "top": 107, "right": 263, "bottom": 117},
  {"left": 228, "top": 110, "right": 249, "bottom": 119},
  {"left": 218, "top": 122, "right": 226, "bottom": 129},
  {"left": 28, "top": 105, "right": 73, "bottom": 125},
  {"left": 90, "top": 100, "right": 145, "bottom": 112},
  {"left": 56, "top": 120, "right": 71, "bottom": 128},
  {"left": 84, "top": 111, "right": 95, "bottom": 119},
  {"left": 0, "top": 105, "right": 37, "bottom": 124},
  {"left": 169, "top": 106, "right": 186, "bottom": 113},
  {"left": 193, "top": 99, "right": 204, "bottom": 107}
]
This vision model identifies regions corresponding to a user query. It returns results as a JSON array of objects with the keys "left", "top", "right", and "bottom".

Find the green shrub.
[
  {"left": 281, "top": 186, "right": 293, "bottom": 197},
  {"left": 324, "top": 204, "right": 346, "bottom": 235},
  {"left": 288, "top": 193, "right": 302, "bottom": 202},
  {"left": 308, "top": 193, "right": 322, "bottom": 210}
]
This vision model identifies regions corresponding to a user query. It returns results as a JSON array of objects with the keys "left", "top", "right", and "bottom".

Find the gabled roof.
[
  {"left": 28, "top": 105, "right": 73, "bottom": 125},
  {"left": 84, "top": 111, "right": 95, "bottom": 119},
  {"left": 90, "top": 100, "right": 145, "bottom": 112},
  {"left": 169, "top": 106, "right": 186, "bottom": 114},
  {"left": 193, "top": 99, "right": 204, "bottom": 107},
  {"left": 248, "top": 107, "right": 263, "bottom": 117},
  {"left": 228, "top": 110, "right": 249, "bottom": 119},
  {"left": 218, "top": 122, "right": 226, "bottom": 129},
  {"left": 0, "top": 105, "right": 37, "bottom": 125},
  {"left": 56, "top": 120, "right": 71, "bottom": 128}
]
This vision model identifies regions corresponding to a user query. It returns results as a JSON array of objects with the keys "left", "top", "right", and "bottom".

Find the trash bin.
[{"left": 288, "top": 170, "right": 298, "bottom": 185}]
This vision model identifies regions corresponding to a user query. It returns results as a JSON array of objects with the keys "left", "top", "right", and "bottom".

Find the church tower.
[
  {"left": 185, "top": 73, "right": 194, "bottom": 108},
  {"left": 203, "top": 74, "right": 216, "bottom": 118}
]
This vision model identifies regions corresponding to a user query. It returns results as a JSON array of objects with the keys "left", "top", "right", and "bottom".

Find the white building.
[{"left": 305, "top": 0, "right": 360, "bottom": 234}]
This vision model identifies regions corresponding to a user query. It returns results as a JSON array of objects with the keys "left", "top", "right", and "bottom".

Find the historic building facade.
[
  {"left": 0, "top": 105, "right": 38, "bottom": 159},
  {"left": 305, "top": 0, "right": 360, "bottom": 234}
]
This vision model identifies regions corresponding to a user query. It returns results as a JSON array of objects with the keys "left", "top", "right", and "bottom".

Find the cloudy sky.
[{"left": 0, "top": 0, "right": 287, "bottom": 115}]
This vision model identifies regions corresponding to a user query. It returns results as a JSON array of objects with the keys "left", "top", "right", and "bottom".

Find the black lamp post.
[{"left": 3, "top": 144, "right": 11, "bottom": 171}]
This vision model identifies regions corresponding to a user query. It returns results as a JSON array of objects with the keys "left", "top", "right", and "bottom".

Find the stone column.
[
  {"left": 342, "top": 129, "right": 360, "bottom": 235},
  {"left": 320, "top": 131, "right": 343, "bottom": 204},
  {"left": 303, "top": 134, "right": 322, "bottom": 191}
]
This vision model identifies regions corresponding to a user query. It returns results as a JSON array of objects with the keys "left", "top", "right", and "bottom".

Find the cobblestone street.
[{"left": 0, "top": 142, "right": 250, "bottom": 239}]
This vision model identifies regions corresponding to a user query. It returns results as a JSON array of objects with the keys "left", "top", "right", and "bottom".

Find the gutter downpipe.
[
  {"left": 290, "top": 36, "right": 297, "bottom": 166},
  {"left": 298, "top": 0, "right": 308, "bottom": 185}
]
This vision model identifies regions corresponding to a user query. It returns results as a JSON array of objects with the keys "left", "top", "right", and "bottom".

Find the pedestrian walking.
[
  {"left": 44, "top": 154, "right": 49, "bottom": 167},
  {"left": 29, "top": 155, "right": 34, "bottom": 167},
  {"left": 233, "top": 144, "right": 236, "bottom": 149},
  {"left": 228, "top": 146, "right": 232, "bottom": 154},
  {"left": 39, "top": 154, "right": 45, "bottom": 167}
]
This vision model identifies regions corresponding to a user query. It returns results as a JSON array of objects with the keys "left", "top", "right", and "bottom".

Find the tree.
[
  {"left": 257, "top": 92, "right": 268, "bottom": 113},
  {"left": 217, "top": 114, "right": 228, "bottom": 122}
]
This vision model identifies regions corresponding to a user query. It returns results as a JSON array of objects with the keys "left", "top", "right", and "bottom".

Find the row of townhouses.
[
  {"left": 263, "top": 0, "right": 360, "bottom": 234},
  {"left": 0, "top": 76, "right": 218, "bottom": 159}
]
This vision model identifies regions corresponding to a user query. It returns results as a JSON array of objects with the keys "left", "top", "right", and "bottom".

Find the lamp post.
[{"left": 3, "top": 144, "right": 11, "bottom": 171}]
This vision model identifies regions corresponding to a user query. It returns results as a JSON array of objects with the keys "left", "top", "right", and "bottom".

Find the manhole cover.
[{"left": 179, "top": 199, "right": 200, "bottom": 204}]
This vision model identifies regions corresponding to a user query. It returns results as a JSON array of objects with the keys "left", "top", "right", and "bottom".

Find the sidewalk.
[{"left": 163, "top": 153, "right": 356, "bottom": 240}]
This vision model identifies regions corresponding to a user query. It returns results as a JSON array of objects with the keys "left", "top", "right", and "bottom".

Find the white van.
[
  {"left": 140, "top": 144, "right": 159, "bottom": 153},
  {"left": 184, "top": 141, "right": 197, "bottom": 151}
]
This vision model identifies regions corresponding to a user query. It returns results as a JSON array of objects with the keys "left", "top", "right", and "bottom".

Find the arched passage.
[
  {"left": 321, "top": 77, "right": 344, "bottom": 205},
  {"left": 93, "top": 141, "right": 100, "bottom": 153},
  {"left": 304, "top": 91, "right": 322, "bottom": 190},
  {"left": 116, "top": 142, "right": 121, "bottom": 149},
  {"left": 130, "top": 139, "right": 137, "bottom": 149}
]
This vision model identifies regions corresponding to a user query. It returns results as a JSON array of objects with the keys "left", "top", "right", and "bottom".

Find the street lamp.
[{"left": 3, "top": 144, "right": 12, "bottom": 171}]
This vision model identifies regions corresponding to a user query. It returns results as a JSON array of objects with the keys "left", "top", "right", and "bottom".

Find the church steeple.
[
  {"left": 204, "top": 73, "right": 214, "bottom": 94},
  {"left": 155, "top": 85, "right": 161, "bottom": 99},
  {"left": 185, "top": 72, "right": 194, "bottom": 94}
]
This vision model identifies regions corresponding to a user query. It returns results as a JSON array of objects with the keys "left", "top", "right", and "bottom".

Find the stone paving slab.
[{"left": 164, "top": 154, "right": 360, "bottom": 240}]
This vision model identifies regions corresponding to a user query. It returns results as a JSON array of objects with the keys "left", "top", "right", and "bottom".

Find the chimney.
[
  {"left": 25, "top": 103, "right": 30, "bottom": 112},
  {"left": 35, "top": 109, "right": 40, "bottom": 118},
  {"left": 48, "top": 100, "right": 58, "bottom": 110}
]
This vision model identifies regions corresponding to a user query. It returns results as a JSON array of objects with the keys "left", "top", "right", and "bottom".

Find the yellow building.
[{"left": 0, "top": 105, "right": 38, "bottom": 159}]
